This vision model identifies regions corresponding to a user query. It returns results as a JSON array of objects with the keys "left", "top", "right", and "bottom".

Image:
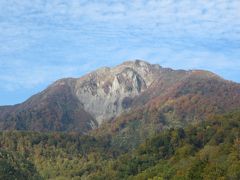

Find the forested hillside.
[{"left": 0, "top": 111, "right": 239, "bottom": 179}]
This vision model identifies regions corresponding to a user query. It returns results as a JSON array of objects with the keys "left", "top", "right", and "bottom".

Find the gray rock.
[{"left": 74, "top": 60, "right": 161, "bottom": 124}]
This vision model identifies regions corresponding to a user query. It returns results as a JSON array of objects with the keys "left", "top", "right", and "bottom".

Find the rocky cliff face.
[
  {"left": 0, "top": 60, "right": 240, "bottom": 132},
  {"left": 73, "top": 60, "right": 161, "bottom": 124}
]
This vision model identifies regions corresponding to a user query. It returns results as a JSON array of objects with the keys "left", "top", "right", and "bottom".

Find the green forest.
[{"left": 0, "top": 111, "right": 240, "bottom": 180}]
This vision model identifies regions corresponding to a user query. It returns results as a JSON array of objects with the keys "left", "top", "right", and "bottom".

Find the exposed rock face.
[
  {"left": 0, "top": 59, "right": 240, "bottom": 132},
  {"left": 74, "top": 60, "right": 161, "bottom": 124}
]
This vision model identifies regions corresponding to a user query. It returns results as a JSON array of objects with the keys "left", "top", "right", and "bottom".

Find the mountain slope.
[
  {"left": 0, "top": 60, "right": 240, "bottom": 132},
  {"left": 93, "top": 71, "right": 240, "bottom": 150},
  {"left": 0, "top": 78, "right": 97, "bottom": 132}
]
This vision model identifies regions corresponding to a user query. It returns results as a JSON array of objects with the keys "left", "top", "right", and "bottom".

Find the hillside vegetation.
[{"left": 0, "top": 111, "right": 239, "bottom": 179}]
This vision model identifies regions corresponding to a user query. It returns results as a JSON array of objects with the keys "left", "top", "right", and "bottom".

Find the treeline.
[{"left": 0, "top": 111, "right": 240, "bottom": 179}]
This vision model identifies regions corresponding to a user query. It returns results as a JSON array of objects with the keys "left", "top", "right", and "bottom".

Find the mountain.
[{"left": 0, "top": 60, "right": 240, "bottom": 133}]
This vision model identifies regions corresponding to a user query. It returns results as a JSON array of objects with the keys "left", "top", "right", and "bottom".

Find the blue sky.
[{"left": 0, "top": 0, "right": 240, "bottom": 105}]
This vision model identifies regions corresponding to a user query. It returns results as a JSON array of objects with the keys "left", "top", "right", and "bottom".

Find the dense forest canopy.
[{"left": 0, "top": 111, "right": 239, "bottom": 179}]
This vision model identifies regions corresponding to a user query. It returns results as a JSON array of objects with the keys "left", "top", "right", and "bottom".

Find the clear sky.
[{"left": 0, "top": 0, "right": 240, "bottom": 105}]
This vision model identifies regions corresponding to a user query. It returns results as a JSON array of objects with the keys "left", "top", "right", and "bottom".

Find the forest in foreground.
[{"left": 0, "top": 111, "right": 239, "bottom": 180}]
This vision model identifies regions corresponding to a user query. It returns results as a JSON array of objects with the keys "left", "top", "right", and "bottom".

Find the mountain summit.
[{"left": 0, "top": 60, "right": 239, "bottom": 132}]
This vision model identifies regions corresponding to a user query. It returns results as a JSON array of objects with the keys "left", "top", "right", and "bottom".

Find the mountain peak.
[
  {"left": 1, "top": 60, "right": 239, "bottom": 133},
  {"left": 74, "top": 60, "right": 162, "bottom": 125},
  {"left": 119, "top": 59, "right": 161, "bottom": 69},
  {"left": 121, "top": 59, "right": 150, "bottom": 66}
]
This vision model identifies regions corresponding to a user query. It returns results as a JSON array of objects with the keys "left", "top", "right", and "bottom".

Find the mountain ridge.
[{"left": 0, "top": 60, "right": 240, "bottom": 133}]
